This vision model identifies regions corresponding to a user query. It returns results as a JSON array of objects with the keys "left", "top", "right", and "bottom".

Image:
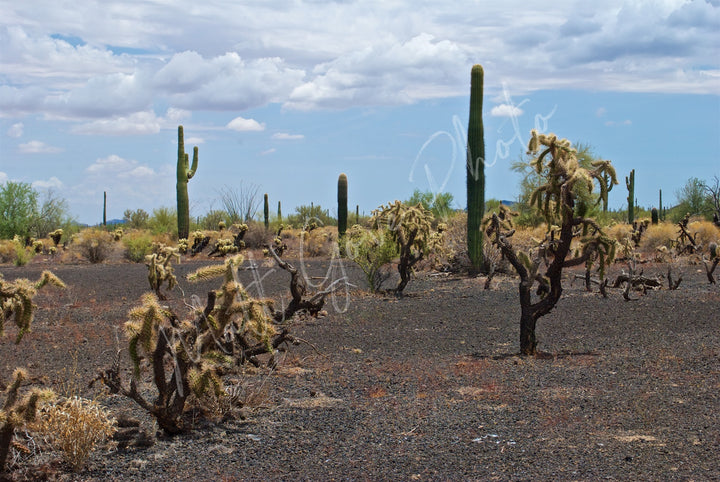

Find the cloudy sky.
[{"left": 1, "top": 0, "right": 718, "bottom": 224}]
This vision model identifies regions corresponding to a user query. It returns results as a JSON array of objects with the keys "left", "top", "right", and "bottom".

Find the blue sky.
[{"left": 0, "top": 0, "right": 718, "bottom": 224}]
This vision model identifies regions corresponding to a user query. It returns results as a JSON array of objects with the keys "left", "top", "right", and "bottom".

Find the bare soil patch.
[{"left": 1, "top": 256, "right": 718, "bottom": 480}]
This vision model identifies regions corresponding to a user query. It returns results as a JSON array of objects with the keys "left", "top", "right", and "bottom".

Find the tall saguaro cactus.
[
  {"left": 659, "top": 189, "right": 664, "bottom": 221},
  {"left": 264, "top": 193, "right": 270, "bottom": 230},
  {"left": 626, "top": 169, "right": 635, "bottom": 224},
  {"left": 277, "top": 201, "right": 282, "bottom": 223},
  {"left": 337, "top": 173, "right": 348, "bottom": 254},
  {"left": 176, "top": 125, "right": 198, "bottom": 240},
  {"left": 466, "top": 64, "right": 486, "bottom": 272},
  {"left": 103, "top": 191, "right": 107, "bottom": 226}
]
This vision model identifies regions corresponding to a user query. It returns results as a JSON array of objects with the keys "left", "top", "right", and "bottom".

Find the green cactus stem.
[
  {"left": 264, "top": 193, "right": 270, "bottom": 230},
  {"left": 356, "top": 204, "right": 360, "bottom": 226},
  {"left": 103, "top": 191, "right": 107, "bottom": 226},
  {"left": 338, "top": 173, "right": 348, "bottom": 254},
  {"left": 626, "top": 169, "right": 635, "bottom": 225},
  {"left": 466, "top": 64, "right": 486, "bottom": 272},
  {"left": 277, "top": 201, "right": 282, "bottom": 223},
  {"left": 176, "top": 125, "right": 198, "bottom": 241},
  {"left": 651, "top": 207, "right": 659, "bottom": 225}
]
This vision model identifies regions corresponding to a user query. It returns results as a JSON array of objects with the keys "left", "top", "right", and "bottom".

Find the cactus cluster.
[
  {"left": 145, "top": 243, "right": 180, "bottom": 300},
  {"left": 466, "top": 64, "right": 486, "bottom": 272},
  {"left": 176, "top": 125, "right": 199, "bottom": 241}
]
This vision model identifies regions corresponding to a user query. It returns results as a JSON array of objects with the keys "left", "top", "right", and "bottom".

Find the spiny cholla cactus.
[
  {"left": 49, "top": 229, "right": 63, "bottom": 247},
  {"left": 1, "top": 271, "right": 66, "bottom": 344},
  {"left": 1, "top": 271, "right": 64, "bottom": 472},
  {"left": 371, "top": 200, "right": 436, "bottom": 293},
  {"left": 487, "top": 130, "right": 617, "bottom": 355},
  {"left": 145, "top": 243, "right": 180, "bottom": 300}
]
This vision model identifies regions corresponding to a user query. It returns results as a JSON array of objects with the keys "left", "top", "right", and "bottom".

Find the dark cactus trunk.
[
  {"left": 651, "top": 207, "right": 659, "bottom": 225},
  {"left": 103, "top": 191, "right": 107, "bottom": 226},
  {"left": 277, "top": 201, "right": 282, "bottom": 223},
  {"left": 466, "top": 64, "right": 486, "bottom": 273},
  {"left": 338, "top": 173, "right": 348, "bottom": 255},
  {"left": 176, "top": 125, "right": 198, "bottom": 241},
  {"left": 264, "top": 193, "right": 269, "bottom": 230},
  {"left": 626, "top": 169, "right": 635, "bottom": 225}
]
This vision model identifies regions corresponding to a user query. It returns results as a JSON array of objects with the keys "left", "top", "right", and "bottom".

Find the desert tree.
[
  {"left": 371, "top": 201, "right": 442, "bottom": 294},
  {"left": 485, "top": 130, "right": 618, "bottom": 355},
  {"left": 703, "top": 175, "right": 720, "bottom": 227}
]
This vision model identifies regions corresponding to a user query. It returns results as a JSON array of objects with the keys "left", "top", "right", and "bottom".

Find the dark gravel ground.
[{"left": 1, "top": 255, "right": 719, "bottom": 481}]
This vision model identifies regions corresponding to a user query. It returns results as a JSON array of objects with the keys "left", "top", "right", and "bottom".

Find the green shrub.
[
  {"left": 345, "top": 225, "right": 398, "bottom": 292},
  {"left": 122, "top": 231, "right": 154, "bottom": 262}
]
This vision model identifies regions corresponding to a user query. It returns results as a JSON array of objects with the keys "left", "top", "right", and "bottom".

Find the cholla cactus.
[
  {"left": 49, "top": 229, "right": 63, "bottom": 247},
  {"left": 1, "top": 271, "right": 64, "bottom": 472},
  {"left": 145, "top": 243, "right": 180, "bottom": 300},
  {"left": 113, "top": 227, "right": 124, "bottom": 241},
  {"left": 1, "top": 271, "right": 66, "bottom": 344},
  {"left": 488, "top": 130, "right": 618, "bottom": 355},
  {"left": 371, "top": 200, "right": 436, "bottom": 293}
]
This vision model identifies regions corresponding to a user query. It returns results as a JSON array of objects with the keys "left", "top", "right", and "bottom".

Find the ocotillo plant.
[
  {"left": 466, "top": 64, "right": 485, "bottom": 272},
  {"left": 626, "top": 169, "right": 635, "bottom": 224},
  {"left": 338, "top": 173, "right": 348, "bottom": 254},
  {"left": 176, "top": 125, "right": 198, "bottom": 241},
  {"left": 264, "top": 193, "right": 269, "bottom": 230}
]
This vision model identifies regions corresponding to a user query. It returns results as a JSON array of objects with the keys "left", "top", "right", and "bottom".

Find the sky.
[{"left": 0, "top": 0, "right": 718, "bottom": 225}]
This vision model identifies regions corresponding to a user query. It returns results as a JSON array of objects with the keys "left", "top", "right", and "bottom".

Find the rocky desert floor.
[{"left": 1, "top": 254, "right": 718, "bottom": 481}]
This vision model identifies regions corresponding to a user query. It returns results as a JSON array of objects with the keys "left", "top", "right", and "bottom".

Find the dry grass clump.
[
  {"left": 35, "top": 396, "right": 116, "bottom": 472},
  {"left": 71, "top": 229, "right": 115, "bottom": 263},
  {"left": 300, "top": 226, "right": 335, "bottom": 257},
  {"left": 639, "top": 224, "right": 676, "bottom": 253},
  {"left": 688, "top": 220, "right": 720, "bottom": 248},
  {"left": 604, "top": 223, "right": 634, "bottom": 244}
]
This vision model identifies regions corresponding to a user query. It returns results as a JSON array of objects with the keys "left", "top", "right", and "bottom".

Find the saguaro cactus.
[
  {"left": 626, "top": 169, "right": 635, "bottom": 225},
  {"left": 103, "top": 191, "right": 107, "bottom": 226},
  {"left": 651, "top": 207, "right": 659, "bottom": 225},
  {"left": 176, "top": 125, "right": 198, "bottom": 240},
  {"left": 338, "top": 174, "right": 348, "bottom": 246},
  {"left": 277, "top": 201, "right": 282, "bottom": 223},
  {"left": 466, "top": 64, "right": 486, "bottom": 272},
  {"left": 659, "top": 189, "right": 664, "bottom": 221},
  {"left": 264, "top": 193, "right": 270, "bottom": 230}
]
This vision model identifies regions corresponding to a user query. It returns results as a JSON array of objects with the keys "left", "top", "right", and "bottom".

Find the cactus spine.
[
  {"left": 176, "top": 125, "right": 198, "bottom": 240},
  {"left": 466, "top": 64, "right": 486, "bottom": 272},
  {"left": 264, "top": 193, "right": 270, "bottom": 230},
  {"left": 338, "top": 173, "right": 348, "bottom": 254},
  {"left": 626, "top": 169, "right": 635, "bottom": 225}
]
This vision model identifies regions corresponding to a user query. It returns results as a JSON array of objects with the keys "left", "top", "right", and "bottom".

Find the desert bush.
[
  {"left": 345, "top": 225, "right": 398, "bottom": 292},
  {"left": 639, "top": 224, "right": 676, "bottom": 254},
  {"left": 242, "top": 221, "right": 271, "bottom": 249},
  {"left": 0, "top": 237, "right": 34, "bottom": 266},
  {"left": 122, "top": 231, "right": 154, "bottom": 262},
  {"left": 687, "top": 220, "right": 720, "bottom": 249},
  {"left": 148, "top": 206, "right": 177, "bottom": 236},
  {"left": 34, "top": 397, "right": 116, "bottom": 472},
  {"left": 122, "top": 209, "right": 149, "bottom": 229},
  {"left": 72, "top": 229, "right": 114, "bottom": 263},
  {"left": 300, "top": 226, "right": 335, "bottom": 258}
]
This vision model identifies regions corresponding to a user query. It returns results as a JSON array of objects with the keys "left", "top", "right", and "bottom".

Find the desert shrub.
[
  {"left": 300, "top": 226, "right": 335, "bottom": 258},
  {"left": 605, "top": 223, "right": 634, "bottom": 244},
  {"left": 0, "top": 237, "right": 33, "bottom": 266},
  {"left": 0, "top": 239, "right": 16, "bottom": 263},
  {"left": 122, "top": 209, "right": 149, "bottom": 229},
  {"left": 639, "top": 224, "right": 676, "bottom": 253},
  {"left": 198, "top": 210, "right": 229, "bottom": 231},
  {"left": 345, "top": 225, "right": 397, "bottom": 292},
  {"left": 122, "top": 231, "right": 154, "bottom": 262},
  {"left": 687, "top": 220, "right": 720, "bottom": 249},
  {"left": 148, "top": 206, "right": 177, "bottom": 237},
  {"left": 243, "top": 221, "right": 271, "bottom": 249},
  {"left": 35, "top": 397, "right": 116, "bottom": 472},
  {"left": 72, "top": 229, "right": 114, "bottom": 263}
]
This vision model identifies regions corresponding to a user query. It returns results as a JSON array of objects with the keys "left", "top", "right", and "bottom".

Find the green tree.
[
  {"left": 0, "top": 181, "right": 38, "bottom": 239},
  {"left": 406, "top": 189, "right": 454, "bottom": 219},
  {"left": 123, "top": 209, "right": 150, "bottom": 229},
  {"left": 30, "top": 189, "right": 74, "bottom": 238},
  {"left": 676, "top": 177, "right": 713, "bottom": 218}
]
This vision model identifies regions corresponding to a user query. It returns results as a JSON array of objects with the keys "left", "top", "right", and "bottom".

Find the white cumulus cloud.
[
  {"left": 18, "top": 140, "right": 63, "bottom": 153},
  {"left": 227, "top": 116, "right": 266, "bottom": 132},
  {"left": 491, "top": 104, "right": 524, "bottom": 117},
  {"left": 32, "top": 176, "right": 63, "bottom": 190}
]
